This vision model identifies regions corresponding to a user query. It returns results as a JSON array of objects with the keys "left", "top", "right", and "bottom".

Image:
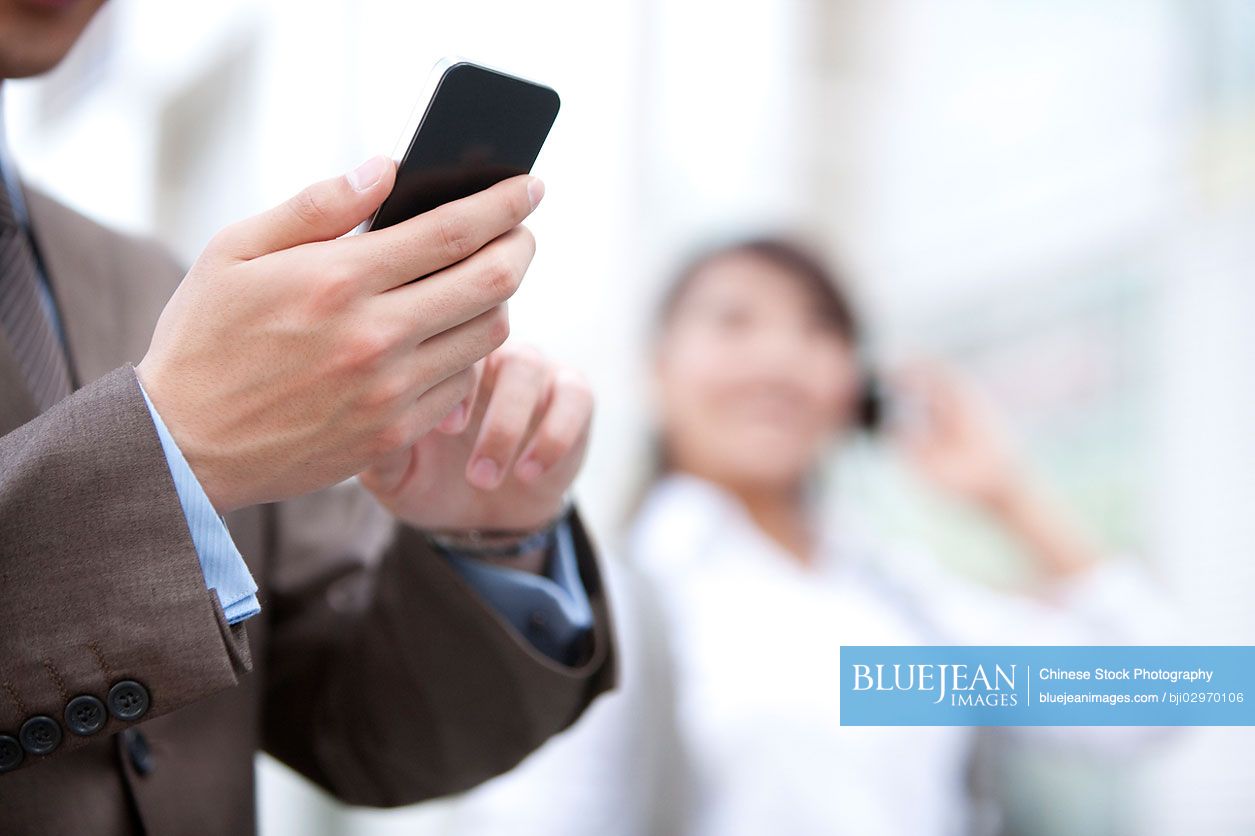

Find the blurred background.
[{"left": 6, "top": 0, "right": 1255, "bottom": 833}]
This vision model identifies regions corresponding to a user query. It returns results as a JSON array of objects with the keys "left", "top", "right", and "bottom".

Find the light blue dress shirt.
[
  {"left": 136, "top": 380, "right": 591, "bottom": 658},
  {"left": 0, "top": 145, "right": 591, "bottom": 662},
  {"left": 135, "top": 383, "right": 262, "bottom": 623},
  {"left": 443, "top": 519, "right": 593, "bottom": 664}
]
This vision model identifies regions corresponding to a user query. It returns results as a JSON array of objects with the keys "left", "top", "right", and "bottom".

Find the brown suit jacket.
[{"left": 0, "top": 187, "right": 616, "bottom": 835}]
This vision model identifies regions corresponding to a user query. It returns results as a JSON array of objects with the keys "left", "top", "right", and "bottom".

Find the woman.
[
  {"left": 444, "top": 237, "right": 1173, "bottom": 836},
  {"left": 627, "top": 237, "right": 1172, "bottom": 836}
]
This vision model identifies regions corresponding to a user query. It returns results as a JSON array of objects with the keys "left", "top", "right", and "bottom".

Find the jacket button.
[
  {"left": 65, "top": 694, "right": 108, "bottom": 736},
  {"left": 0, "top": 735, "right": 23, "bottom": 772},
  {"left": 107, "top": 680, "right": 150, "bottom": 721},
  {"left": 19, "top": 716, "right": 61, "bottom": 755}
]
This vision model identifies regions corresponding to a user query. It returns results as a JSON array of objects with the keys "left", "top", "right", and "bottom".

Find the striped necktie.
[{"left": 0, "top": 177, "right": 73, "bottom": 411}]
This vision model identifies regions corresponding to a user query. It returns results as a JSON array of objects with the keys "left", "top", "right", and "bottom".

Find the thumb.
[{"left": 216, "top": 155, "right": 396, "bottom": 260}]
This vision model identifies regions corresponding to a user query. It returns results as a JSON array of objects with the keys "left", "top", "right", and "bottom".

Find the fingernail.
[
  {"left": 347, "top": 155, "right": 389, "bottom": 192},
  {"left": 526, "top": 177, "right": 545, "bottom": 210},
  {"left": 469, "top": 457, "right": 500, "bottom": 488},
  {"left": 515, "top": 457, "right": 543, "bottom": 483},
  {"left": 437, "top": 402, "right": 466, "bottom": 433}
]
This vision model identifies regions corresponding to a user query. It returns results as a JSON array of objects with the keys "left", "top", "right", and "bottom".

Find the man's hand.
[
  {"left": 136, "top": 156, "right": 545, "bottom": 513},
  {"left": 359, "top": 344, "right": 593, "bottom": 532}
]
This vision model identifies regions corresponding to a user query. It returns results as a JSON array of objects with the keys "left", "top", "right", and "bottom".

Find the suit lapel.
[{"left": 1, "top": 185, "right": 139, "bottom": 437}]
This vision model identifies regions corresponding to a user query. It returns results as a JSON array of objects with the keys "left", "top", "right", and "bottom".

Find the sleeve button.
[
  {"left": 107, "top": 680, "right": 150, "bottom": 721},
  {"left": 0, "top": 735, "right": 23, "bottom": 772},
  {"left": 65, "top": 694, "right": 107, "bottom": 736},
  {"left": 19, "top": 716, "right": 62, "bottom": 755}
]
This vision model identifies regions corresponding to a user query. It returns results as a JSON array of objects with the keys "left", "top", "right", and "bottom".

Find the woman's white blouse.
[{"left": 445, "top": 473, "right": 1177, "bottom": 836}]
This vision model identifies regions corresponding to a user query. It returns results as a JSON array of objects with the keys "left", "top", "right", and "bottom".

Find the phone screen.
[{"left": 366, "top": 62, "right": 560, "bottom": 232}]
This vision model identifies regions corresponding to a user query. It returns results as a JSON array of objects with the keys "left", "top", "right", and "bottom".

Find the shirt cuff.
[
  {"left": 442, "top": 518, "right": 594, "bottom": 665},
  {"left": 137, "top": 381, "right": 260, "bottom": 624}
]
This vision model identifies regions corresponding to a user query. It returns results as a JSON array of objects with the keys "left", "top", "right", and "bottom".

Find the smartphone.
[
  {"left": 856, "top": 370, "right": 931, "bottom": 436},
  {"left": 362, "top": 59, "right": 560, "bottom": 234}
]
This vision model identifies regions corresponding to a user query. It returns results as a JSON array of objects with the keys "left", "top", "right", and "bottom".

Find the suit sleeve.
[
  {"left": 0, "top": 365, "right": 252, "bottom": 775},
  {"left": 259, "top": 482, "right": 617, "bottom": 807}
]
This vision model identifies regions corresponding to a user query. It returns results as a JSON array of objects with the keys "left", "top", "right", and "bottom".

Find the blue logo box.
[{"left": 840, "top": 646, "right": 1255, "bottom": 726}]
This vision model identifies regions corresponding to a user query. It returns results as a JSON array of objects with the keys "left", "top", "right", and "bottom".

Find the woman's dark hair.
[
  {"left": 652, "top": 236, "right": 862, "bottom": 346},
  {"left": 624, "top": 236, "right": 878, "bottom": 530}
]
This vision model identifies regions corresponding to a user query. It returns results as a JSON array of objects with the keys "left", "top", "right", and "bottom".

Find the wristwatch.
[{"left": 422, "top": 501, "right": 572, "bottom": 561}]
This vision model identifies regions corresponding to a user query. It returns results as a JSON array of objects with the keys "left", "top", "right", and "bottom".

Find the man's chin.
[
  {"left": 0, "top": 0, "right": 106, "bottom": 79},
  {"left": 0, "top": 51, "right": 72, "bottom": 79}
]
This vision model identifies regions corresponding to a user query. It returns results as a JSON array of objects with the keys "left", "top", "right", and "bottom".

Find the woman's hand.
[
  {"left": 893, "top": 363, "right": 1025, "bottom": 512},
  {"left": 359, "top": 344, "right": 593, "bottom": 533},
  {"left": 893, "top": 362, "right": 1099, "bottom": 578}
]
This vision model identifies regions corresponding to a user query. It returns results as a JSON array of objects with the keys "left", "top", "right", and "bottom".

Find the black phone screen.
[{"left": 366, "top": 62, "right": 560, "bottom": 232}]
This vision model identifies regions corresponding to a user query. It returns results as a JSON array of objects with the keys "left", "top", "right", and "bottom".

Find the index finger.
[{"left": 343, "top": 174, "right": 544, "bottom": 292}]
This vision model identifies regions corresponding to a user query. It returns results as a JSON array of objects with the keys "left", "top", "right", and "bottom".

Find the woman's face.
[{"left": 653, "top": 251, "right": 860, "bottom": 492}]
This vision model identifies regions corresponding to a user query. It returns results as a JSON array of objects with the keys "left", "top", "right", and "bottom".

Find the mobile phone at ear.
[
  {"left": 856, "top": 372, "right": 886, "bottom": 433},
  {"left": 362, "top": 59, "right": 560, "bottom": 234},
  {"left": 856, "top": 370, "right": 931, "bottom": 436}
]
